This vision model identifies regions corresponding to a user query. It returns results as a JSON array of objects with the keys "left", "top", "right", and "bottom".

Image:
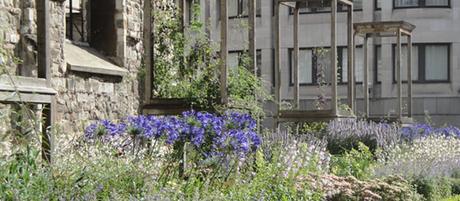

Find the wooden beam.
[
  {"left": 220, "top": 0, "right": 228, "bottom": 104},
  {"left": 275, "top": 0, "right": 281, "bottom": 130},
  {"left": 407, "top": 35, "right": 413, "bottom": 118},
  {"left": 248, "top": 0, "right": 256, "bottom": 74},
  {"left": 205, "top": 0, "right": 211, "bottom": 38},
  {"left": 352, "top": 32, "right": 357, "bottom": 114},
  {"left": 280, "top": 2, "right": 296, "bottom": 8},
  {"left": 36, "top": 0, "right": 53, "bottom": 163},
  {"left": 396, "top": 29, "right": 402, "bottom": 119},
  {"left": 338, "top": 0, "right": 353, "bottom": 6},
  {"left": 293, "top": 5, "right": 299, "bottom": 109},
  {"left": 41, "top": 100, "right": 55, "bottom": 163},
  {"left": 347, "top": 4, "right": 354, "bottom": 111},
  {"left": 179, "top": 0, "right": 186, "bottom": 31},
  {"left": 331, "top": 0, "right": 338, "bottom": 115},
  {"left": 363, "top": 35, "right": 369, "bottom": 118},
  {"left": 36, "top": 0, "right": 51, "bottom": 81},
  {"left": 143, "top": 0, "right": 153, "bottom": 103}
]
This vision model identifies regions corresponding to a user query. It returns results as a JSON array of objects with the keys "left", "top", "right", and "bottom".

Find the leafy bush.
[
  {"left": 330, "top": 142, "right": 374, "bottom": 180},
  {"left": 318, "top": 119, "right": 400, "bottom": 154}
]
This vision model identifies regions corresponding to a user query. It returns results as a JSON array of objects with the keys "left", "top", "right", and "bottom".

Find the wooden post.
[
  {"left": 331, "top": 0, "right": 338, "bottom": 115},
  {"left": 179, "top": 0, "right": 186, "bottom": 31},
  {"left": 293, "top": 4, "right": 299, "bottom": 109},
  {"left": 352, "top": 32, "right": 357, "bottom": 114},
  {"left": 37, "top": 0, "right": 50, "bottom": 81},
  {"left": 143, "top": 0, "right": 152, "bottom": 102},
  {"left": 37, "top": 0, "right": 52, "bottom": 163},
  {"left": 274, "top": 0, "right": 281, "bottom": 130},
  {"left": 205, "top": 0, "right": 211, "bottom": 38},
  {"left": 248, "top": 0, "right": 256, "bottom": 74},
  {"left": 363, "top": 35, "right": 369, "bottom": 117},
  {"left": 407, "top": 34, "right": 413, "bottom": 118},
  {"left": 220, "top": 0, "right": 228, "bottom": 104},
  {"left": 69, "top": 0, "right": 73, "bottom": 40},
  {"left": 396, "top": 29, "right": 402, "bottom": 119},
  {"left": 347, "top": 4, "right": 354, "bottom": 112}
]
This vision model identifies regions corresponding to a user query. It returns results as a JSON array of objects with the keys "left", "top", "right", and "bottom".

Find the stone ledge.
[
  {"left": 0, "top": 75, "right": 57, "bottom": 104},
  {"left": 64, "top": 42, "right": 128, "bottom": 77}
]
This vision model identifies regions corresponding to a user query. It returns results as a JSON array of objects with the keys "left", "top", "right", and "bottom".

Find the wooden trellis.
[
  {"left": 0, "top": 0, "right": 56, "bottom": 162},
  {"left": 142, "top": 0, "right": 257, "bottom": 115},
  {"left": 354, "top": 21, "right": 415, "bottom": 120},
  {"left": 274, "top": 0, "right": 354, "bottom": 125}
]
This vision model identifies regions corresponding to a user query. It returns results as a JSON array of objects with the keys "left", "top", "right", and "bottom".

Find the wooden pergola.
[
  {"left": 354, "top": 21, "right": 415, "bottom": 119},
  {"left": 0, "top": 0, "right": 55, "bottom": 162},
  {"left": 274, "top": 0, "right": 354, "bottom": 124},
  {"left": 142, "top": 0, "right": 257, "bottom": 115}
]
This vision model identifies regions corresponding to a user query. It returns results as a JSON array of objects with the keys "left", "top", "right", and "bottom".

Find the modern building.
[{"left": 190, "top": 0, "right": 459, "bottom": 126}]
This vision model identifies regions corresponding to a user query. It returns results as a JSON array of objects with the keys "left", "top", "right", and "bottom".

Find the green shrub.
[
  {"left": 450, "top": 178, "right": 460, "bottom": 195},
  {"left": 330, "top": 142, "right": 374, "bottom": 180},
  {"left": 412, "top": 177, "right": 452, "bottom": 201},
  {"left": 441, "top": 195, "right": 460, "bottom": 201}
]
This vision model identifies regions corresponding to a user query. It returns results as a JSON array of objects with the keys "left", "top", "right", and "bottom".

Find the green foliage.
[
  {"left": 441, "top": 195, "right": 460, "bottom": 201},
  {"left": 331, "top": 142, "right": 374, "bottom": 180},
  {"left": 451, "top": 178, "right": 460, "bottom": 195},
  {"left": 152, "top": 3, "right": 270, "bottom": 115},
  {"left": 412, "top": 177, "right": 453, "bottom": 201},
  {"left": 298, "top": 122, "right": 328, "bottom": 135}
]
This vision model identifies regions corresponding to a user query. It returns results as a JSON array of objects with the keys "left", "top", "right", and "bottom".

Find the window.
[
  {"left": 66, "top": 0, "right": 118, "bottom": 57},
  {"left": 289, "top": 47, "right": 362, "bottom": 85},
  {"left": 66, "top": 0, "right": 84, "bottom": 42},
  {"left": 393, "top": 0, "right": 450, "bottom": 8},
  {"left": 375, "top": 0, "right": 382, "bottom": 10},
  {"left": 228, "top": 50, "right": 262, "bottom": 73},
  {"left": 377, "top": 44, "right": 450, "bottom": 83},
  {"left": 294, "top": 0, "right": 363, "bottom": 14},
  {"left": 185, "top": 0, "right": 197, "bottom": 25},
  {"left": 229, "top": 0, "right": 262, "bottom": 18},
  {"left": 64, "top": 0, "right": 126, "bottom": 77}
]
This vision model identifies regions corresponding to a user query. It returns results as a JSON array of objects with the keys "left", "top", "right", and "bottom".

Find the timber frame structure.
[
  {"left": 142, "top": 0, "right": 258, "bottom": 115},
  {"left": 274, "top": 0, "right": 354, "bottom": 124},
  {"left": 354, "top": 21, "right": 415, "bottom": 120},
  {"left": 0, "top": 0, "right": 56, "bottom": 162}
]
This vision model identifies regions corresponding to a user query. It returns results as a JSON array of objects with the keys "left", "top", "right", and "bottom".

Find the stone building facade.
[{"left": 0, "top": 0, "right": 146, "bottom": 136}]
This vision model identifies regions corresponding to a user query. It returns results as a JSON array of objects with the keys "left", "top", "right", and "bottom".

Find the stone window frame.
[{"left": 64, "top": 0, "right": 127, "bottom": 77}]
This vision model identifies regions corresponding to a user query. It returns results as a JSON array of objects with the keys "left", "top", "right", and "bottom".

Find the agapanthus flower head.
[{"left": 84, "top": 110, "right": 262, "bottom": 159}]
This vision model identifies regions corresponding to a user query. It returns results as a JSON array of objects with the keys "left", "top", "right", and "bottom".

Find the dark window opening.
[
  {"left": 66, "top": 0, "right": 117, "bottom": 57},
  {"left": 90, "top": 0, "right": 117, "bottom": 57},
  {"left": 374, "top": 43, "right": 450, "bottom": 83},
  {"left": 289, "top": 46, "right": 363, "bottom": 86},
  {"left": 228, "top": 50, "right": 262, "bottom": 72},
  {"left": 289, "top": 0, "right": 363, "bottom": 15},
  {"left": 229, "top": 0, "right": 262, "bottom": 19},
  {"left": 393, "top": 0, "right": 450, "bottom": 9},
  {"left": 375, "top": 0, "right": 382, "bottom": 10},
  {"left": 66, "top": 0, "right": 84, "bottom": 42}
]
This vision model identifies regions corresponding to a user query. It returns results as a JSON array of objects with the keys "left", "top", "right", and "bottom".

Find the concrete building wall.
[{"left": 203, "top": 0, "right": 460, "bottom": 126}]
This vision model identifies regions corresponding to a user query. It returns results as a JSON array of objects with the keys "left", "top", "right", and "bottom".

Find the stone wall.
[
  {"left": 0, "top": 0, "right": 145, "bottom": 138},
  {"left": 49, "top": 0, "right": 143, "bottom": 134}
]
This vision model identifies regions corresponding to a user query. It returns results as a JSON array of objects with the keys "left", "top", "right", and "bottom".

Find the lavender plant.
[
  {"left": 401, "top": 123, "right": 460, "bottom": 141},
  {"left": 318, "top": 119, "right": 400, "bottom": 154}
]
